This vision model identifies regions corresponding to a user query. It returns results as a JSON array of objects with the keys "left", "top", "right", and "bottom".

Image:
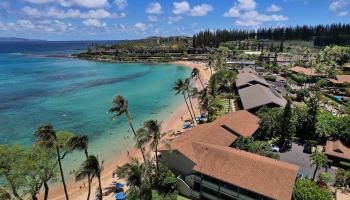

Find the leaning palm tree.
[
  {"left": 184, "top": 78, "right": 197, "bottom": 121},
  {"left": 173, "top": 79, "right": 195, "bottom": 125},
  {"left": 108, "top": 95, "right": 146, "bottom": 162},
  {"left": 75, "top": 155, "right": 103, "bottom": 200},
  {"left": 191, "top": 68, "right": 205, "bottom": 89},
  {"left": 310, "top": 149, "right": 328, "bottom": 181},
  {"left": 34, "top": 124, "right": 70, "bottom": 200},
  {"left": 67, "top": 135, "right": 92, "bottom": 200},
  {"left": 115, "top": 158, "right": 152, "bottom": 200},
  {"left": 135, "top": 120, "right": 162, "bottom": 171}
]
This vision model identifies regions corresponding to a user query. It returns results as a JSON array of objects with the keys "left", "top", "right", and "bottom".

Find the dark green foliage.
[
  {"left": 232, "top": 137, "right": 279, "bottom": 159},
  {"left": 293, "top": 178, "right": 332, "bottom": 200}
]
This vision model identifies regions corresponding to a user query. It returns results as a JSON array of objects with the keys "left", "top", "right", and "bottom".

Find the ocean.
[{"left": 0, "top": 41, "right": 190, "bottom": 172}]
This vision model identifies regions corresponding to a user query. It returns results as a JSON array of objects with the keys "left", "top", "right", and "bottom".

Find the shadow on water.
[{"left": 0, "top": 70, "right": 151, "bottom": 111}]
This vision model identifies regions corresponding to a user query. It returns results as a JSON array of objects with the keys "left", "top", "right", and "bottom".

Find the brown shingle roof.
[
  {"left": 236, "top": 73, "right": 270, "bottom": 88},
  {"left": 192, "top": 142, "right": 299, "bottom": 200},
  {"left": 289, "top": 66, "right": 324, "bottom": 77},
  {"left": 160, "top": 111, "right": 260, "bottom": 162},
  {"left": 329, "top": 75, "right": 350, "bottom": 84},
  {"left": 325, "top": 140, "right": 350, "bottom": 160},
  {"left": 238, "top": 84, "right": 287, "bottom": 111}
]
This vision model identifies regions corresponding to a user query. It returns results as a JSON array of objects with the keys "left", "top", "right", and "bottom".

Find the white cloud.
[
  {"left": 146, "top": 2, "right": 162, "bottom": 14},
  {"left": 223, "top": 0, "right": 288, "bottom": 27},
  {"left": 237, "top": 0, "right": 256, "bottom": 11},
  {"left": 266, "top": 4, "right": 282, "bottom": 12},
  {"left": 25, "top": 0, "right": 108, "bottom": 8},
  {"left": 190, "top": 4, "right": 213, "bottom": 16},
  {"left": 148, "top": 15, "right": 158, "bottom": 22},
  {"left": 329, "top": 0, "right": 350, "bottom": 17},
  {"left": 0, "top": 19, "right": 74, "bottom": 33},
  {"left": 115, "top": 0, "right": 127, "bottom": 10},
  {"left": 168, "top": 15, "right": 183, "bottom": 24},
  {"left": 173, "top": 1, "right": 190, "bottom": 15},
  {"left": 83, "top": 19, "right": 106, "bottom": 28},
  {"left": 134, "top": 22, "right": 147, "bottom": 31},
  {"left": 22, "top": 7, "right": 124, "bottom": 19},
  {"left": 337, "top": 11, "right": 349, "bottom": 16}
]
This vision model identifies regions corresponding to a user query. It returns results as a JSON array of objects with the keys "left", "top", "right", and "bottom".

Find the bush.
[{"left": 293, "top": 179, "right": 332, "bottom": 200}]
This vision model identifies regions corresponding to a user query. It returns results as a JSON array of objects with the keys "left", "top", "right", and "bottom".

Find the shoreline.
[{"left": 43, "top": 61, "right": 211, "bottom": 200}]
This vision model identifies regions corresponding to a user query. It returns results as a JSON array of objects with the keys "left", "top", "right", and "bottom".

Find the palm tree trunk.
[
  {"left": 228, "top": 98, "right": 231, "bottom": 113},
  {"left": 56, "top": 146, "right": 69, "bottom": 200},
  {"left": 155, "top": 142, "right": 159, "bottom": 172},
  {"left": 44, "top": 181, "right": 49, "bottom": 200},
  {"left": 84, "top": 150, "right": 91, "bottom": 200},
  {"left": 312, "top": 165, "right": 319, "bottom": 181},
  {"left": 11, "top": 185, "right": 23, "bottom": 200},
  {"left": 183, "top": 93, "right": 195, "bottom": 125},
  {"left": 32, "top": 194, "right": 38, "bottom": 200},
  {"left": 127, "top": 117, "right": 146, "bottom": 162},
  {"left": 97, "top": 175, "right": 103, "bottom": 200},
  {"left": 187, "top": 91, "right": 197, "bottom": 124},
  {"left": 198, "top": 77, "right": 205, "bottom": 89}
]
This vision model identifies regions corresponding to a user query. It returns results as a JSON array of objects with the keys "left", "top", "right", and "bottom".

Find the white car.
[{"left": 272, "top": 145, "right": 280, "bottom": 152}]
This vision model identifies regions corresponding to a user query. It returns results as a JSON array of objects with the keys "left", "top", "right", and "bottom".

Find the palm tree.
[
  {"left": 115, "top": 158, "right": 152, "bottom": 199},
  {"left": 173, "top": 79, "right": 195, "bottom": 125},
  {"left": 208, "top": 53, "right": 215, "bottom": 75},
  {"left": 66, "top": 135, "right": 92, "bottom": 200},
  {"left": 184, "top": 78, "right": 197, "bottom": 121},
  {"left": 109, "top": 95, "right": 147, "bottom": 162},
  {"left": 191, "top": 68, "right": 204, "bottom": 89},
  {"left": 75, "top": 155, "right": 103, "bottom": 200},
  {"left": 34, "top": 124, "right": 70, "bottom": 200},
  {"left": 136, "top": 120, "right": 162, "bottom": 171},
  {"left": 310, "top": 149, "right": 328, "bottom": 181}
]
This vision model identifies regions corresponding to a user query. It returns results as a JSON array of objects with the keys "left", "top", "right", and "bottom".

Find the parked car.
[{"left": 272, "top": 145, "right": 280, "bottom": 152}]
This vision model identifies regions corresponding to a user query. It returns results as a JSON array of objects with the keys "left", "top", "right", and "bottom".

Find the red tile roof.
[
  {"left": 289, "top": 66, "right": 324, "bottom": 77},
  {"left": 329, "top": 75, "right": 350, "bottom": 84},
  {"left": 325, "top": 140, "right": 350, "bottom": 161},
  {"left": 160, "top": 110, "right": 260, "bottom": 162},
  {"left": 192, "top": 142, "right": 299, "bottom": 200}
]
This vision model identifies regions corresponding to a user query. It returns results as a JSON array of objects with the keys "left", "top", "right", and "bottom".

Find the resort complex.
[{"left": 2, "top": 1, "right": 350, "bottom": 200}]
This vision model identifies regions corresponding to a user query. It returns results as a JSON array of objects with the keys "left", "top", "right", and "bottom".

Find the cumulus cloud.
[
  {"left": 329, "top": 0, "right": 350, "bottom": 16},
  {"left": 146, "top": 2, "right": 162, "bottom": 14},
  {"left": 22, "top": 6, "right": 124, "bottom": 19},
  {"left": 115, "top": 0, "right": 127, "bottom": 10},
  {"left": 266, "top": 4, "right": 282, "bottom": 12},
  {"left": 148, "top": 15, "right": 158, "bottom": 22},
  {"left": 190, "top": 4, "right": 213, "bottom": 16},
  {"left": 134, "top": 22, "right": 147, "bottom": 31},
  {"left": 0, "top": 19, "right": 74, "bottom": 33},
  {"left": 223, "top": 0, "right": 288, "bottom": 26},
  {"left": 83, "top": 19, "right": 106, "bottom": 28},
  {"left": 173, "top": 1, "right": 190, "bottom": 15},
  {"left": 167, "top": 16, "right": 183, "bottom": 24},
  {"left": 25, "top": 0, "right": 108, "bottom": 8}
]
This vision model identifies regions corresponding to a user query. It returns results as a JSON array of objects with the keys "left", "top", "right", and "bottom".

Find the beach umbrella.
[
  {"left": 115, "top": 192, "right": 126, "bottom": 200},
  {"left": 114, "top": 183, "right": 125, "bottom": 189}
]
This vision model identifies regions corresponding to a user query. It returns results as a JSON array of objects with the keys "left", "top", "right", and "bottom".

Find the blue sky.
[{"left": 0, "top": 0, "right": 349, "bottom": 41}]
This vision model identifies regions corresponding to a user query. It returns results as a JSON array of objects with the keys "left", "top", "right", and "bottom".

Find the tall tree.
[
  {"left": 109, "top": 95, "right": 147, "bottom": 162},
  {"left": 184, "top": 78, "right": 197, "bottom": 120},
  {"left": 66, "top": 135, "right": 92, "bottom": 200},
  {"left": 173, "top": 79, "right": 196, "bottom": 125},
  {"left": 75, "top": 155, "right": 103, "bottom": 200},
  {"left": 34, "top": 124, "right": 70, "bottom": 200},
  {"left": 136, "top": 120, "right": 162, "bottom": 171},
  {"left": 310, "top": 150, "right": 328, "bottom": 181},
  {"left": 191, "top": 68, "right": 205, "bottom": 89},
  {"left": 278, "top": 99, "right": 296, "bottom": 150}
]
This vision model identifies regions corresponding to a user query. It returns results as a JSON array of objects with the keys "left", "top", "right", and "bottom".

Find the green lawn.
[{"left": 152, "top": 190, "right": 190, "bottom": 200}]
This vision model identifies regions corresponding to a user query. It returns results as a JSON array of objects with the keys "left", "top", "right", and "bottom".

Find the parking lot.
[{"left": 278, "top": 143, "right": 336, "bottom": 182}]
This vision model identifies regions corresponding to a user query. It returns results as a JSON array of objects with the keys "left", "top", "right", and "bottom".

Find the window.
[{"left": 194, "top": 181, "right": 201, "bottom": 191}]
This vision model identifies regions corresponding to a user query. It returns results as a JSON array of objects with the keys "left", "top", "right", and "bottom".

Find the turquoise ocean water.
[{"left": 0, "top": 41, "right": 190, "bottom": 173}]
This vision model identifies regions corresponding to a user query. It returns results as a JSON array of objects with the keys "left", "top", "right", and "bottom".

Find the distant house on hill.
[
  {"left": 289, "top": 66, "right": 325, "bottom": 77},
  {"left": 159, "top": 111, "right": 299, "bottom": 200},
  {"left": 328, "top": 75, "right": 350, "bottom": 85}
]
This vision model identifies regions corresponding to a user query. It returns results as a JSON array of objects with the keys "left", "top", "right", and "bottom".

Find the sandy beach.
[{"left": 42, "top": 61, "right": 211, "bottom": 200}]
